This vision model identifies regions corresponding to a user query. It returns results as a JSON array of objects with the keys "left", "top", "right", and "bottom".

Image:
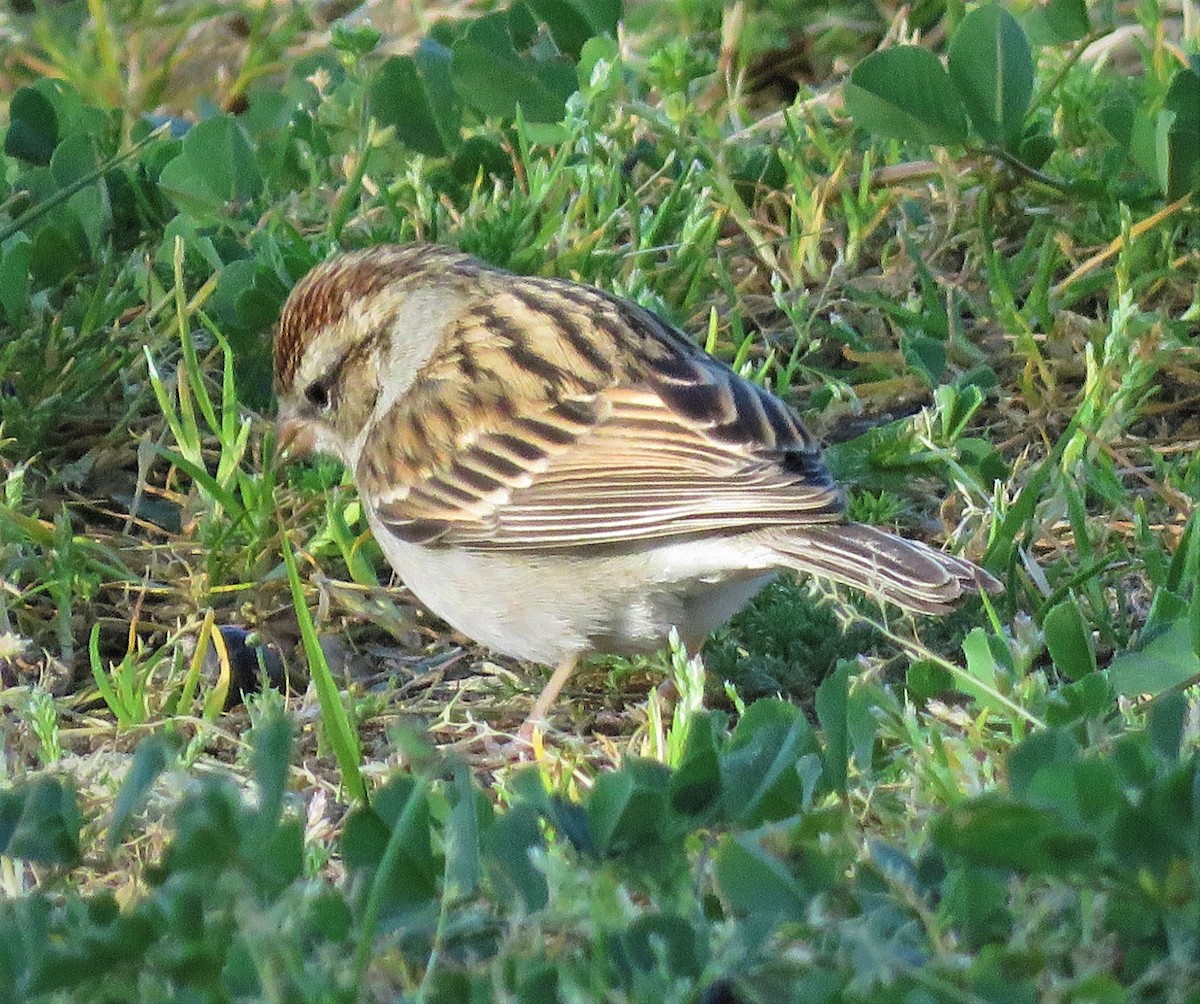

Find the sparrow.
[{"left": 273, "top": 244, "right": 1000, "bottom": 736}]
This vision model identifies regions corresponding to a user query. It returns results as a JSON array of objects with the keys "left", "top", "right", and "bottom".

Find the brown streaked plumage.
[{"left": 274, "top": 244, "right": 1000, "bottom": 739}]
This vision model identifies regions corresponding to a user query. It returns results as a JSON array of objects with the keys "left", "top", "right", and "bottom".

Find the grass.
[{"left": 0, "top": 1, "right": 1198, "bottom": 1001}]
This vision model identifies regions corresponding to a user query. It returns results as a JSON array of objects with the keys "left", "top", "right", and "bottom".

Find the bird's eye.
[{"left": 304, "top": 380, "right": 332, "bottom": 410}]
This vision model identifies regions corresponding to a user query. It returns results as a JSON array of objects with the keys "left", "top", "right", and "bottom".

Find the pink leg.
[{"left": 517, "top": 655, "right": 578, "bottom": 744}]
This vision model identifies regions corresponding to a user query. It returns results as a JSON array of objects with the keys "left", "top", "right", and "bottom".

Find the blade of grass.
[
  {"left": 202, "top": 617, "right": 232, "bottom": 721},
  {"left": 1051, "top": 193, "right": 1193, "bottom": 300},
  {"left": 173, "top": 238, "right": 223, "bottom": 438},
  {"left": 174, "top": 609, "right": 215, "bottom": 717},
  {"left": 89, "top": 622, "right": 128, "bottom": 728},
  {"left": 150, "top": 445, "right": 245, "bottom": 521},
  {"left": 280, "top": 530, "right": 367, "bottom": 803}
]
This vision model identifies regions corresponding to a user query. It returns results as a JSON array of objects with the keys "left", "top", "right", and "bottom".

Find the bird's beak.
[{"left": 274, "top": 415, "right": 316, "bottom": 465}]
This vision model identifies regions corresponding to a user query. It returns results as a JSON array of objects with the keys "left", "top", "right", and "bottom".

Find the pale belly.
[{"left": 368, "top": 515, "right": 776, "bottom": 664}]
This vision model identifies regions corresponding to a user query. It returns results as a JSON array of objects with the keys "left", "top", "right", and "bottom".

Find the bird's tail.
[{"left": 767, "top": 523, "right": 1001, "bottom": 614}]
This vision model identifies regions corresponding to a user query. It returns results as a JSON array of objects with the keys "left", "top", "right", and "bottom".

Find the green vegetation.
[{"left": 0, "top": 0, "right": 1198, "bottom": 1001}]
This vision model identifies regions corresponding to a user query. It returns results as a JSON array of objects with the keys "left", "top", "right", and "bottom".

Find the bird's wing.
[{"left": 359, "top": 277, "right": 844, "bottom": 551}]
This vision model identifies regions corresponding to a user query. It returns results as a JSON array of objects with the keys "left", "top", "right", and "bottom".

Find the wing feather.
[
  {"left": 357, "top": 273, "right": 843, "bottom": 550},
  {"left": 370, "top": 389, "right": 841, "bottom": 550}
]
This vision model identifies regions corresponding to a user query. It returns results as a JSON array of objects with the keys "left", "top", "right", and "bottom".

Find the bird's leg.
[{"left": 517, "top": 655, "right": 578, "bottom": 745}]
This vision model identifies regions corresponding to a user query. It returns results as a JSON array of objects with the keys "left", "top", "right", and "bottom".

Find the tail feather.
[{"left": 768, "top": 523, "right": 1001, "bottom": 614}]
